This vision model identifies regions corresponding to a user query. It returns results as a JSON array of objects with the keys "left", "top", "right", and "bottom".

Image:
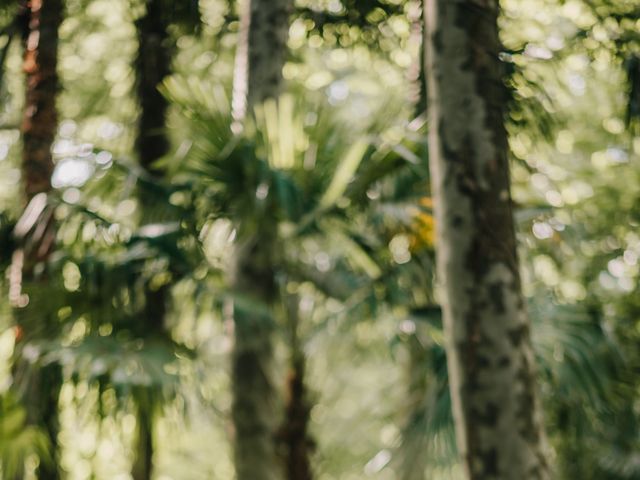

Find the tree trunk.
[
  {"left": 424, "top": 1, "right": 549, "bottom": 479},
  {"left": 229, "top": 2, "right": 292, "bottom": 478},
  {"left": 134, "top": 0, "right": 171, "bottom": 179},
  {"left": 398, "top": 322, "right": 430, "bottom": 480},
  {"left": 21, "top": 0, "right": 60, "bottom": 199},
  {"left": 230, "top": 265, "right": 280, "bottom": 480},
  {"left": 131, "top": 390, "right": 154, "bottom": 480},
  {"left": 231, "top": 0, "right": 292, "bottom": 125},
  {"left": 277, "top": 294, "right": 313, "bottom": 480},
  {"left": 131, "top": 1, "right": 173, "bottom": 478},
  {"left": 11, "top": 1, "right": 63, "bottom": 478}
]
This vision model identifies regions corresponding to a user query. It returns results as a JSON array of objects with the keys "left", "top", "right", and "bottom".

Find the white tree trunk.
[{"left": 424, "top": 1, "right": 550, "bottom": 478}]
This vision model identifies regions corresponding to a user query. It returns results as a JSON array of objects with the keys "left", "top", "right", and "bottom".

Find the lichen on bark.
[{"left": 424, "top": 1, "right": 550, "bottom": 478}]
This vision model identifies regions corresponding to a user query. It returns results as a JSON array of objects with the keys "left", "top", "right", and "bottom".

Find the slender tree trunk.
[
  {"left": 21, "top": 0, "right": 60, "bottom": 199},
  {"left": 131, "top": 1, "right": 172, "bottom": 478},
  {"left": 134, "top": 0, "right": 171, "bottom": 179},
  {"left": 229, "top": 1, "right": 292, "bottom": 478},
  {"left": 230, "top": 261, "right": 279, "bottom": 480},
  {"left": 131, "top": 389, "right": 154, "bottom": 480},
  {"left": 231, "top": 0, "right": 291, "bottom": 125},
  {"left": 11, "top": 1, "right": 63, "bottom": 478},
  {"left": 277, "top": 294, "right": 313, "bottom": 480},
  {"left": 279, "top": 355, "right": 313, "bottom": 480},
  {"left": 424, "top": 1, "right": 549, "bottom": 479}
]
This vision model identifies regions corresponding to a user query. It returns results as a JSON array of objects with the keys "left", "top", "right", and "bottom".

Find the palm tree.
[
  {"left": 228, "top": 1, "right": 293, "bottom": 478},
  {"left": 423, "top": 1, "right": 549, "bottom": 478}
]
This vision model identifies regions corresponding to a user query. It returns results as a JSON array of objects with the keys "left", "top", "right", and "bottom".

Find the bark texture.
[
  {"left": 131, "top": 390, "right": 154, "bottom": 480},
  {"left": 424, "top": 1, "right": 549, "bottom": 479},
  {"left": 21, "top": 0, "right": 60, "bottom": 199},
  {"left": 131, "top": 1, "right": 173, "bottom": 478},
  {"left": 12, "top": 1, "right": 63, "bottom": 478},
  {"left": 231, "top": 0, "right": 292, "bottom": 124}
]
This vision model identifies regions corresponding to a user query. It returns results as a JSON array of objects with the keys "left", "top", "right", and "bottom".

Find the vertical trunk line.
[
  {"left": 134, "top": 0, "right": 171, "bottom": 179},
  {"left": 132, "top": 392, "right": 153, "bottom": 480},
  {"left": 21, "top": 0, "right": 61, "bottom": 199},
  {"left": 229, "top": 2, "right": 292, "bottom": 478},
  {"left": 131, "top": 1, "right": 173, "bottom": 478},
  {"left": 424, "top": 1, "right": 549, "bottom": 479},
  {"left": 277, "top": 293, "right": 314, "bottom": 480},
  {"left": 11, "top": 1, "right": 63, "bottom": 478},
  {"left": 231, "top": 0, "right": 292, "bottom": 125}
]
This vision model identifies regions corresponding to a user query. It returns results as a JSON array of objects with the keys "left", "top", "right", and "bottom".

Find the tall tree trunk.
[
  {"left": 229, "top": 1, "right": 292, "bottom": 479},
  {"left": 231, "top": 0, "right": 291, "bottom": 125},
  {"left": 424, "top": 1, "right": 549, "bottom": 479},
  {"left": 134, "top": 0, "right": 170, "bottom": 180},
  {"left": 11, "top": 1, "right": 63, "bottom": 478},
  {"left": 277, "top": 293, "right": 314, "bottom": 480},
  {"left": 230, "top": 261, "right": 279, "bottom": 480},
  {"left": 21, "top": 0, "right": 60, "bottom": 199},
  {"left": 131, "top": 1, "right": 172, "bottom": 478}
]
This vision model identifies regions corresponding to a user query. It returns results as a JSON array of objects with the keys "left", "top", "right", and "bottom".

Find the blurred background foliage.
[{"left": 0, "top": 0, "right": 639, "bottom": 479}]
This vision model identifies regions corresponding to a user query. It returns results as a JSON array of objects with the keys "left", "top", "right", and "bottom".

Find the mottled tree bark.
[
  {"left": 12, "top": 1, "right": 63, "bottom": 479},
  {"left": 229, "top": 1, "right": 292, "bottom": 478},
  {"left": 131, "top": 1, "right": 173, "bottom": 478},
  {"left": 424, "top": 1, "right": 549, "bottom": 479}
]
